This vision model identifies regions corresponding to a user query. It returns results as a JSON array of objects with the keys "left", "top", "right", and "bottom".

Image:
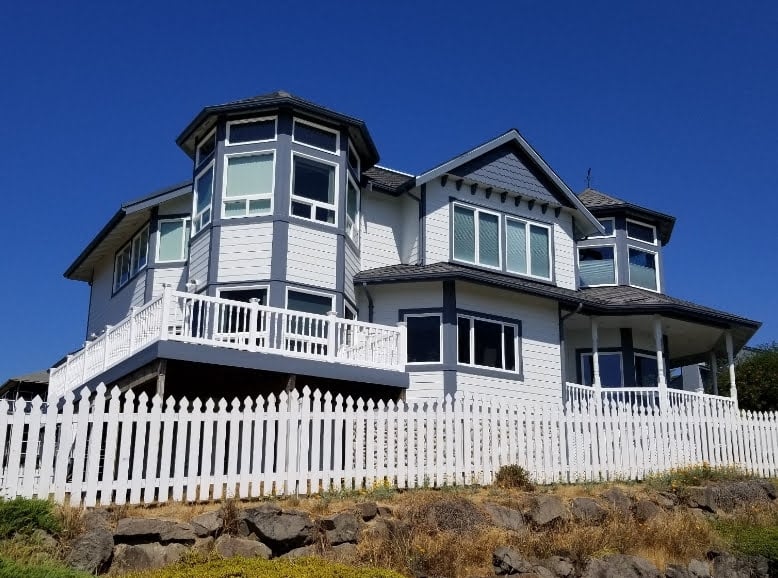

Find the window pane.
[
  {"left": 629, "top": 248, "right": 657, "bottom": 290},
  {"left": 579, "top": 246, "right": 615, "bottom": 286},
  {"left": 229, "top": 119, "right": 275, "bottom": 143},
  {"left": 478, "top": 212, "right": 499, "bottom": 267},
  {"left": 506, "top": 219, "right": 527, "bottom": 274},
  {"left": 197, "top": 134, "right": 215, "bottom": 161},
  {"left": 627, "top": 221, "right": 655, "bottom": 243},
  {"left": 503, "top": 325, "right": 516, "bottom": 371},
  {"left": 220, "top": 289, "right": 268, "bottom": 305},
  {"left": 291, "top": 201, "right": 311, "bottom": 219},
  {"left": 457, "top": 317, "right": 471, "bottom": 364},
  {"left": 196, "top": 167, "right": 214, "bottom": 213},
  {"left": 529, "top": 225, "right": 550, "bottom": 278},
  {"left": 599, "top": 219, "right": 615, "bottom": 236},
  {"left": 158, "top": 220, "right": 185, "bottom": 261},
  {"left": 218, "top": 289, "right": 268, "bottom": 334},
  {"left": 347, "top": 180, "right": 359, "bottom": 221},
  {"left": 473, "top": 319, "right": 502, "bottom": 368},
  {"left": 225, "top": 154, "right": 273, "bottom": 197},
  {"left": 315, "top": 207, "right": 335, "bottom": 223},
  {"left": 582, "top": 353, "right": 623, "bottom": 387},
  {"left": 294, "top": 122, "right": 337, "bottom": 151},
  {"left": 453, "top": 206, "right": 475, "bottom": 262},
  {"left": 293, "top": 157, "right": 335, "bottom": 204},
  {"left": 248, "top": 199, "right": 271, "bottom": 214},
  {"left": 348, "top": 146, "right": 360, "bottom": 174},
  {"left": 287, "top": 290, "right": 332, "bottom": 315},
  {"left": 635, "top": 355, "right": 659, "bottom": 387},
  {"left": 224, "top": 200, "right": 245, "bottom": 217},
  {"left": 406, "top": 316, "right": 441, "bottom": 363}
]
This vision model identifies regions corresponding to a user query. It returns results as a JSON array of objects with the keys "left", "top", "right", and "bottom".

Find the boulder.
[
  {"left": 633, "top": 500, "right": 662, "bottom": 523},
  {"left": 581, "top": 554, "right": 661, "bottom": 578},
  {"left": 214, "top": 535, "right": 272, "bottom": 559},
  {"left": 526, "top": 495, "right": 569, "bottom": 527},
  {"left": 541, "top": 556, "right": 575, "bottom": 577},
  {"left": 191, "top": 510, "right": 223, "bottom": 537},
  {"left": 111, "top": 542, "right": 188, "bottom": 572},
  {"left": 31, "top": 529, "right": 58, "bottom": 551},
  {"left": 655, "top": 492, "right": 677, "bottom": 509},
  {"left": 377, "top": 505, "right": 393, "bottom": 517},
  {"left": 194, "top": 536, "right": 215, "bottom": 552},
  {"left": 320, "top": 512, "right": 360, "bottom": 545},
  {"left": 330, "top": 542, "right": 357, "bottom": 560},
  {"left": 570, "top": 497, "right": 607, "bottom": 524},
  {"left": 601, "top": 488, "right": 633, "bottom": 517},
  {"left": 483, "top": 503, "right": 526, "bottom": 532},
  {"left": 493, "top": 546, "right": 534, "bottom": 575},
  {"left": 114, "top": 517, "right": 197, "bottom": 545},
  {"left": 664, "top": 565, "right": 693, "bottom": 578},
  {"left": 65, "top": 528, "right": 114, "bottom": 574},
  {"left": 242, "top": 504, "right": 315, "bottom": 554},
  {"left": 82, "top": 508, "right": 112, "bottom": 531},
  {"left": 685, "top": 480, "right": 775, "bottom": 513},
  {"left": 281, "top": 544, "right": 317, "bottom": 559},
  {"left": 710, "top": 553, "right": 769, "bottom": 578},
  {"left": 355, "top": 501, "right": 378, "bottom": 521}
]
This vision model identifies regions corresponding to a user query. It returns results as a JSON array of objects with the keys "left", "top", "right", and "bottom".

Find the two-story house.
[{"left": 47, "top": 92, "right": 759, "bottom": 408}]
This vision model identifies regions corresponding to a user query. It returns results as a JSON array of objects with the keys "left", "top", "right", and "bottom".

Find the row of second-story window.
[
  {"left": 192, "top": 117, "right": 361, "bottom": 243},
  {"left": 452, "top": 202, "right": 553, "bottom": 281},
  {"left": 590, "top": 217, "right": 658, "bottom": 245},
  {"left": 113, "top": 218, "right": 191, "bottom": 292}
]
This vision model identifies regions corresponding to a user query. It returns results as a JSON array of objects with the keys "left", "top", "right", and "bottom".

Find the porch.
[{"left": 49, "top": 286, "right": 408, "bottom": 399}]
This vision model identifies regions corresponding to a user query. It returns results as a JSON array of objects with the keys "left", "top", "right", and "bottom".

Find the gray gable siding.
[{"left": 450, "top": 145, "right": 556, "bottom": 204}]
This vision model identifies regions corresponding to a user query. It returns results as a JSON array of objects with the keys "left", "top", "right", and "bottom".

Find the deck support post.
[
  {"left": 590, "top": 317, "right": 601, "bottom": 400},
  {"left": 725, "top": 331, "right": 737, "bottom": 407},
  {"left": 654, "top": 315, "right": 668, "bottom": 409},
  {"left": 709, "top": 351, "right": 719, "bottom": 396}
]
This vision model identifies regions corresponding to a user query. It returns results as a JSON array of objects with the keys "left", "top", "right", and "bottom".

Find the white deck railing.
[
  {"left": 564, "top": 381, "right": 737, "bottom": 413},
  {"left": 49, "top": 287, "right": 407, "bottom": 398}
]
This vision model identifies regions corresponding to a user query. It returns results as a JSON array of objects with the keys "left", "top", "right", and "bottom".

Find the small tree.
[{"left": 718, "top": 342, "right": 778, "bottom": 411}]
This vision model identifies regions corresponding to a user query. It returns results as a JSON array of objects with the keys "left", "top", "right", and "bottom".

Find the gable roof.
[
  {"left": 578, "top": 188, "right": 676, "bottom": 245},
  {"left": 64, "top": 181, "right": 192, "bottom": 281},
  {"left": 176, "top": 90, "right": 380, "bottom": 167},
  {"left": 413, "top": 130, "right": 605, "bottom": 237},
  {"left": 363, "top": 165, "right": 414, "bottom": 194}
]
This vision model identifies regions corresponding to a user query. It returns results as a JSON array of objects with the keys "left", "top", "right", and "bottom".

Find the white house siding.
[
  {"left": 158, "top": 194, "right": 192, "bottom": 216},
  {"left": 360, "top": 190, "right": 402, "bottom": 271},
  {"left": 422, "top": 179, "right": 578, "bottom": 290},
  {"left": 405, "top": 372, "right": 446, "bottom": 401},
  {"left": 286, "top": 224, "right": 337, "bottom": 290},
  {"left": 367, "top": 282, "right": 442, "bottom": 327},
  {"left": 400, "top": 194, "right": 419, "bottom": 264},
  {"left": 455, "top": 282, "right": 563, "bottom": 405},
  {"left": 344, "top": 243, "right": 360, "bottom": 305},
  {"left": 150, "top": 266, "right": 187, "bottom": 298},
  {"left": 216, "top": 222, "right": 272, "bottom": 283},
  {"left": 87, "top": 258, "right": 146, "bottom": 337},
  {"left": 188, "top": 230, "right": 210, "bottom": 286}
]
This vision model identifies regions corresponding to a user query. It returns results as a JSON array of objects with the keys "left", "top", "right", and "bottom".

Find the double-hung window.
[
  {"left": 628, "top": 247, "right": 659, "bottom": 291},
  {"left": 405, "top": 314, "right": 442, "bottom": 363},
  {"left": 291, "top": 155, "right": 337, "bottom": 224},
  {"left": 193, "top": 163, "right": 214, "bottom": 233},
  {"left": 223, "top": 152, "right": 274, "bottom": 218},
  {"left": 452, "top": 204, "right": 500, "bottom": 268},
  {"left": 346, "top": 176, "right": 360, "bottom": 244},
  {"left": 578, "top": 246, "right": 616, "bottom": 286},
  {"left": 157, "top": 218, "right": 191, "bottom": 263},
  {"left": 113, "top": 225, "right": 149, "bottom": 291},
  {"left": 457, "top": 315, "right": 518, "bottom": 372},
  {"left": 506, "top": 217, "right": 552, "bottom": 280}
]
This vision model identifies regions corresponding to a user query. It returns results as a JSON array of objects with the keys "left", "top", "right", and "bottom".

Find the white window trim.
[
  {"left": 292, "top": 117, "right": 340, "bottom": 155},
  {"left": 345, "top": 303, "right": 358, "bottom": 320},
  {"left": 505, "top": 216, "right": 553, "bottom": 281},
  {"left": 221, "top": 150, "right": 276, "bottom": 220},
  {"left": 403, "top": 313, "right": 443, "bottom": 365},
  {"left": 290, "top": 151, "right": 339, "bottom": 227},
  {"left": 347, "top": 140, "right": 361, "bottom": 177},
  {"left": 225, "top": 116, "right": 278, "bottom": 146},
  {"left": 457, "top": 314, "right": 519, "bottom": 373},
  {"left": 284, "top": 287, "right": 336, "bottom": 314},
  {"left": 577, "top": 244, "right": 618, "bottom": 287},
  {"left": 113, "top": 224, "right": 150, "bottom": 292},
  {"left": 452, "top": 202, "right": 503, "bottom": 271},
  {"left": 590, "top": 217, "right": 616, "bottom": 238},
  {"left": 193, "top": 161, "right": 215, "bottom": 235},
  {"left": 195, "top": 128, "right": 216, "bottom": 166},
  {"left": 627, "top": 245, "right": 661, "bottom": 292},
  {"left": 626, "top": 218, "right": 658, "bottom": 245},
  {"left": 156, "top": 217, "right": 191, "bottom": 263},
  {"left": 346, "top": 175, "right": 361, "bottom": 245},
  {"left": 581, "top": 351, "right": 624, "bottom": 387}
]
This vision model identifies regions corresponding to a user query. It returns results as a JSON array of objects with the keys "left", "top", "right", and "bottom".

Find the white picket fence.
[{"left": 2, "top": 384, "right": 777, "bottom": 507}]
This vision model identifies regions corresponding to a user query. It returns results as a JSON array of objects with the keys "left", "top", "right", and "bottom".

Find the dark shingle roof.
[
  {"left": 578, "top": 188, "right": 627, "bottom": 208},
  {"left": 363, "top": 166, "right": 414, "bottom": 194}
]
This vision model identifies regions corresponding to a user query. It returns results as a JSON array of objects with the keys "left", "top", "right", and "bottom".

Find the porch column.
[
  {"left": 653, "top": 315, "right": 668, "bottom": 406},
  {"left": 591, "top": 317, "right": 601, "bottom": 394},
  {"left": 709, "top": 351, "right": 719, "bottom": 396},
  {"left": 725, "top": 331, "right": 738, "bottom": 404}
]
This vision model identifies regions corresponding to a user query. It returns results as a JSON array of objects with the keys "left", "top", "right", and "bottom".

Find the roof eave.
[{"left": 63, "top": 208, "right": 126, "bottom": 280}]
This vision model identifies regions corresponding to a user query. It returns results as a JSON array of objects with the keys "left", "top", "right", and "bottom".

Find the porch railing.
[
  {"left": 564, "top": 381, "right": 737, "bottom": 413},
  {"left": 49, "top": 287, "right": 407, "bottom": 399}
]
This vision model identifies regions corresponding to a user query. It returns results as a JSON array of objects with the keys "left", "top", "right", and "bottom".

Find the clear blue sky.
[{"left": 0, "top": 1, "right": 776, "bottom": 380}]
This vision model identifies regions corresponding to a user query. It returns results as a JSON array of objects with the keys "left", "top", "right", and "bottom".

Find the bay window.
[
  {"left": 157, "top": 218, "right": 191, "bottom": 263},
  {"left": 452, "top": 204, "right": 500, "bottom": 268},
  {"left": 457, "top": 315, "right": 518, "bottom": 371},
  {"left": 291, "top": 155, "right": 337, "bottom": 224},
  {"left": 113, "top": 224, "right": 149, "bottom": 291},
  {"left": 293, "top": 119, "right": 339, "bottom": 153},
  {"left": 627, "top": 219, "right": 657, "bottom": 244},
  {"left": 628, "top": 247, "right": 659, "bottom": 291},
  {"left": 223, "top": 153, "right": 274, "bottom": 218},
  {"left": 578, "top": 246, "right": 616, "bottom": 286},
  {"left": 506, "top": 217, "right": 552, "bottom": 280},
  {"left": 193, "top": 163, "right": 214, "bottom": 233},
  {"left": 346, "top": 177, "right": 360, "bottom": 243},
  {"left": 226, "top": 117, "right": 276, "bottom": 145}
]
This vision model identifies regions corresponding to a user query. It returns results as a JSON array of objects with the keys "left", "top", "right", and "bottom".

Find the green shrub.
[
  {"left": 123, "top": 556, "right": 405, "bottom": 578},
  {"left": 0, "top": 558, "right": 90, "bottom": 578},
  {"left": 645, "top": 463, "right": 750, "bottom": 491},
  {"left": 493, "top": 465, "right": 534, "bottom": 490},
  {"left": 0, "top": 498, "right": 60, "bottom": 538},
  {"left": 715, "top": 519, "right": 778, "bottom": 563}
]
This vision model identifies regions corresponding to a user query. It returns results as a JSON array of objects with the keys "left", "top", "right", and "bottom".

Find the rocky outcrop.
[
  {"left": 632, "top": 500, "right": 662, "bottom": 523},
  {"left": 321, "top": 512, "right": 360, "bottom": 545},
  {"left": 683, "top": 480, "right": 776, "bottom": 513},
  {"left": 241, "top": 504, "right": 315, "bottom": 554},
  {"left": 191, "top": 510, "right": 223, "bottom": 537},
  {"left": 570, "top": 497, "right": 607, "bottom": 524},
  {"left": 601, "top": 488, "right": 633, "bottom": 517},
  {"left": 111, "top": 542, "right": 188, "bottom": 572},
  {"left": 483, "top": 503, "right": 526, "bottom": 532},
  {"left": 114, "top": 518, "right": 197, "bottom": 545},
  {"left": 580, "top": 554, "right": 661, "bottom": 578},
  {"left": 526, "top": 495, "right": 569, "bottom": 527}
]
